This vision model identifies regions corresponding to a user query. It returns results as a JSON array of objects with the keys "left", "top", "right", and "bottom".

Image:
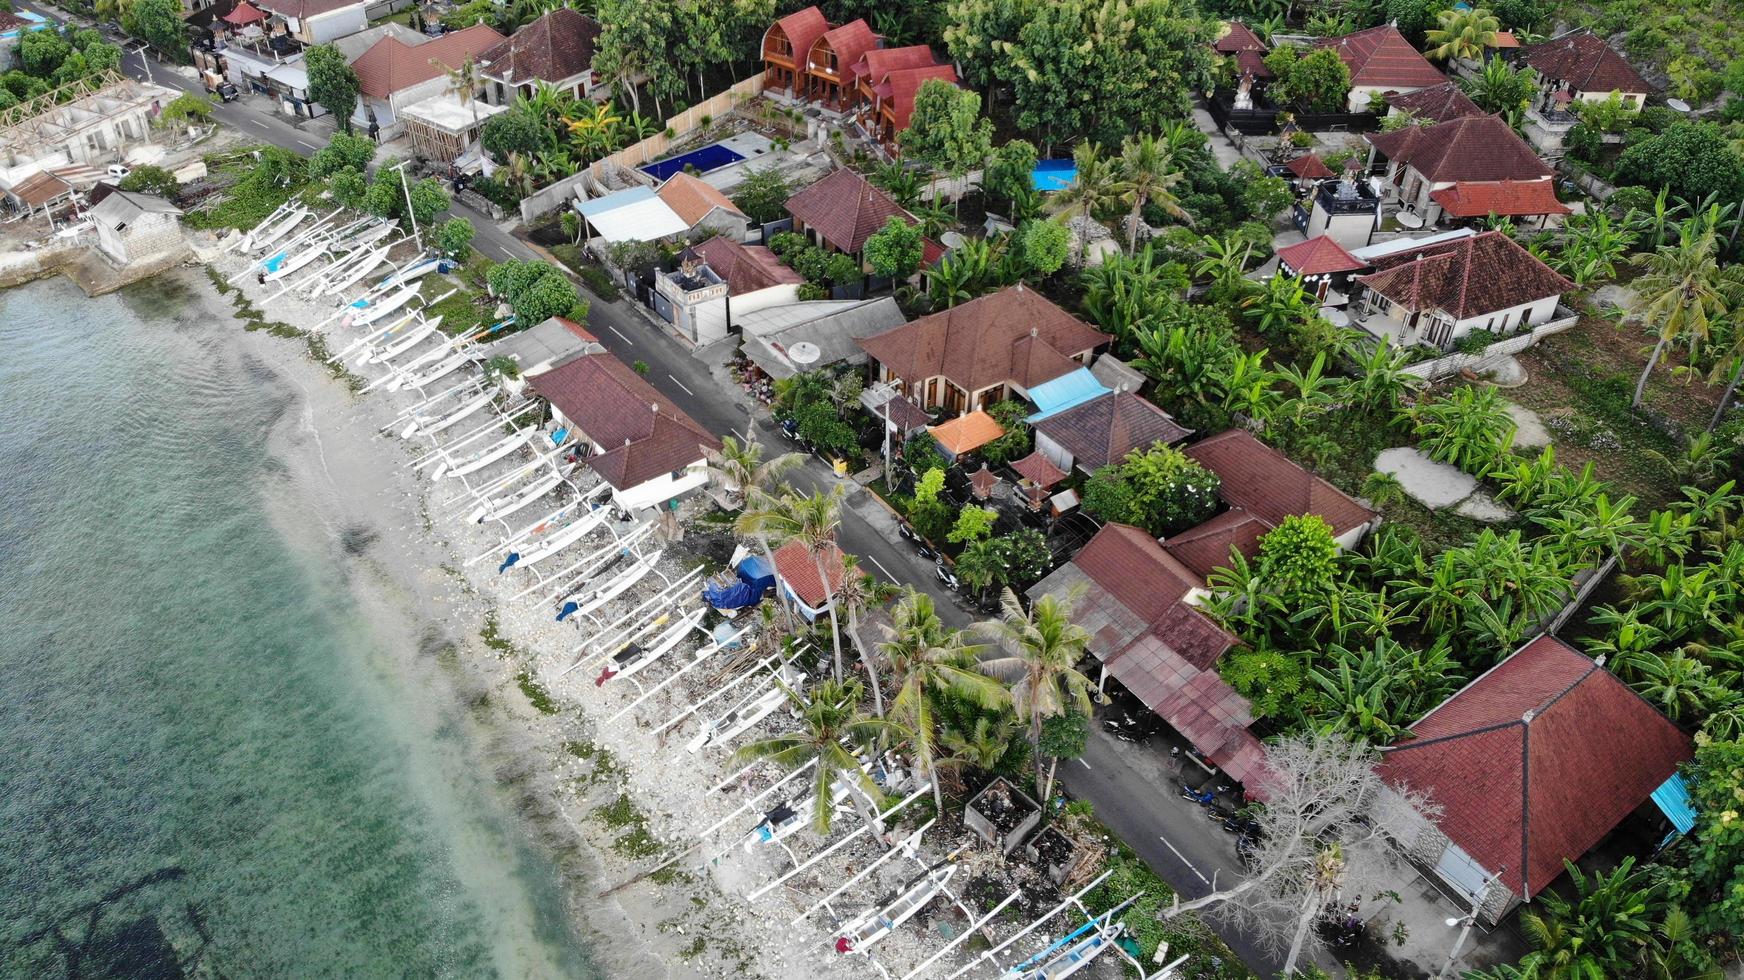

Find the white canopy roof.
[
  {"left": 401, "top": 93, "right": 508, "bottom": 134},
  {"left": 574, "top": 186, "right": 689, "bottom": 243}
]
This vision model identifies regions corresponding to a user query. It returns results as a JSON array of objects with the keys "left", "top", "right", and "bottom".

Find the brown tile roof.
[
  {"left": 1073, "top": 523, "right": 1207, "bottom": 625},
  {"left": 1034, "top": 390, "right": 1191, "bottom": 472},
  {"left": 857, "top": 286, "right": 1110, "bottom": 394},
  {"left": 1109, "top": 632, "right": 1269, "bottom": 788},
  {"left": 1386, "top": 81, "right": 1485, "bottom": 123},
  {"left": 1357, "top": 229, "right": 1572, "bottom": 319},
  {"left": 1318, "top": 25, "right": 1446, "bottom": 90},
  {"left": 252, "top": 0, "right": 364, "bottom": 18},
  {"left": 0, "top": 9, "right": 27, "bottom": 30},
  {"left": 811, "top": 19, "right": 877, "bottom": 75},
  {"left": 656, "top": 172, "right": 745, "bottom": 227},
  {"left": 1523, "top": 31, "right": 1650, "bottom": 95},
  {"left": 1163, "top": 508, "right": 1272, "bottom": 580},
  {"left": 1011, "top": 450, "right": 1068, "bottom": 488},
  {"left": 1185, "top": 430, "right": 1377, "bottom": 539},
  {"left": 477, "top": 9, "right": 600, "bottom": 85},
  {"left": 526, "top": 353, "right": 719, "bottom": 490},
  {"left": 969, "top": 464, "right": 998, "bottom": 498},
  {"left": 691, "top": 237, "right": 803, "bottom": 295},
  {"left": 784, "top": 167, "right": 915, "bottom": 254},
  {"left": 1366, "top": 114, "right": 1553, "bottom": 183},
  {"left": 350, "top": 23, "right": 504, "bottom": 100},
  {"left": 1430, "top": 179, "right": 1572, "bottom": 218},
  {"left": 929, "top": 410, "right": 1005, "bottom": 455},
  {"left": 1214, "top": 22, "right": 1272, "bottom": 79},
  {"left": 1284, "top": 154, "right": 1335, "bottom": 179},
  {"left": 853, "top": 44, "right": 938, "bottom": 83},
  {"left": 882, "top": 64, "right": 962, "bottom": 134},
  {"left": 1380, "top": 635, "right": 1692, "bottom": 899},
  {"left": 770, "top": 5, "right": 830, "bottom": 64},
  {"left": 1277, "top": 235, "right": 1365, "bottom": 276},
  {"left": 773, "top": 538, "right": 846, "bottom": 607}
]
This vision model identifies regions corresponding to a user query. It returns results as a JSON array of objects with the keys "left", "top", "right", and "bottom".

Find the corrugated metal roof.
[{"left": 1024, "top": 368, "right": 1111, "bottom": 422}]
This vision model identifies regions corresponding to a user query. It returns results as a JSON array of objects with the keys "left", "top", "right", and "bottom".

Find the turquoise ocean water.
[{"left": 0, "top": 276, "right": 599, "bottom": 978}]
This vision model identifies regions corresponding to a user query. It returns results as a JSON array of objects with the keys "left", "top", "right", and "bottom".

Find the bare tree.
[{"left": 1158, "top": 734, "right": 1439, "bottom": 976}]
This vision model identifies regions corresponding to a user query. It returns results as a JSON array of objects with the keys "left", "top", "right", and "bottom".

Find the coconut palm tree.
[
  {"left": 974, "top": 587, "right": 1095, "bottom": 801},
  {"left": 760, "top": 487, "right": 850, "bottom": 685},
  {"left": 834, "top": 555, "right": 884, "bottom": 718},
  {"left": 731, "top": 678, "right": 894, "bottom": 835},
  {"left": 432, "top": 55, "right": 485, "bottom": 142},
  {"left": 1045, "top": 142, "right": 1121, "bottom": 264},
  {"left": 1115, "top": 133, "right": 1192, "bottom": 253},
  {"left": 1628, "top": 221, "right": 1732, "bottom": 408},
  {"left": 705, "top": 431, "right": 804, "bottom": 508},
  {"left": 878, "top": 589, "right": 1001, "bottom": 810},
  {"left": 935, "top": 713, "right": 1019, "bottom": 795},
  {"left": 1425, "top": 7, "right": 1501, "bottom": 62}
]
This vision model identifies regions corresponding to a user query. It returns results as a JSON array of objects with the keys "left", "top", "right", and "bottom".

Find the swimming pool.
[
  {"left": 641, "top": 143, "right": 747, "bottom": 182},
  {"left": 1031, "top": 159, "right": 1077, "bottom": 192}
]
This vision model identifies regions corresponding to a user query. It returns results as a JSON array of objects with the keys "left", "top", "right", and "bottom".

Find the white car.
[{"left": 107, "top": 164, "right": 131, "bottom": 181}]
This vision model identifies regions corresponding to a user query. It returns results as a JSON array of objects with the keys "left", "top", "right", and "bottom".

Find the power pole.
[{"left": 394, "top": 159, "right": 423, "bottom": 252}]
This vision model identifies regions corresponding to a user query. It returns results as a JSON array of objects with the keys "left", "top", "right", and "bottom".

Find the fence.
[
  {"left": 1400, "top": 306, "right": 1581, "bottom": 380},
  {"left": 1206, "top": 95, "right": 1378, "bottom": 136},
  {"left": 518, "top": 74, "right": 768, "bottom": 223},
  {"left": 1557, "top": 159, "right": 1617, "bottom": 201}
]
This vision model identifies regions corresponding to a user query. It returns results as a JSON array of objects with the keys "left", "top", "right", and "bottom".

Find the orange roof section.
[{"left": 928, "top": 410, "right": 1005, "bottom": 456}]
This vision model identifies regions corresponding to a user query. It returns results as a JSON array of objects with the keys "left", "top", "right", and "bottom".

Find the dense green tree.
[
  {"left": 1018, "top": 219, "right": 1070, "bottom": 278},
  {"left": 593, "top": 0, "right": 681, "bottom": 115},
  {"left": 864, "top": 216, "right": 924, "bottom": 280},
  {"left": 309, "top": 132, "right": 376, "bottom": 177},
  {"left": 1081, "top": 443, "right": 1222, "bottom": 536},
  {"left": 1616, "top": 123, "right": 1744, "bottom": 204},
  {"left": 433, "top": 217, "right": 475, "bottom": 259},
  {"left": 122, "top": 0, "right": 186, "bottom": 57},
  {"left": 1264, "top": 46, "right": 1352, "bottom": 113},
  {"left": 488, "top": 259, "right": 587, "bottom": 325},
  {"left": 117, "top": 164, "right": 179, "bottom": 199},
  {"left": 156, "top": 93, "right": 213, "bottom": 137},
  {"left": 900, "top": 79, "right": 994, "bottom": 210},
  {"left": 480, "top": 106, "right": 545, "bottom": 160},
  {"left": 983, "top": 138, "right": 1039, "bottom": 204},
  {"left": 18, "top": 30, "right": 72, "bottom": 77},
  {"left": 1659, "top": 738, "right": 1744, "bottom": 942},
  {"left": 329, "top": 168, "right": 368, "bottom": 209},
  {"left": 729, "top": 164, "right": 790, "bottom": 224},
  {"left": 304, "top": 44, "right": 360, "bottom": 133}
]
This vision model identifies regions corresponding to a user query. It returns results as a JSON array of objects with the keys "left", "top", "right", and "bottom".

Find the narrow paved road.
[{"left": 92, "top": 32, "right": 1300, "bottom": 974}]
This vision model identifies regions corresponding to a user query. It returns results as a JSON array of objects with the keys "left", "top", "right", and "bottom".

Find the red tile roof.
[
  {"left": 1033, "top": 390, "right": 1191, "bottom": 472},
  {"left": 1318, "top": 25, "right": 1446, "bottom": 90},
  {"left": 1214, "top": 21, "right": 1272, "bottom": 79},
  {"left": 1385, "top": 81, "right": 1486, "bottom": 123},
  {"left": 692, "top": 237, "right": 803, "bottom": 296},
  {"left": 883, "top": 64, "right": 962, "bottom": 134},
  {"left": 1277, "top": 235, "right": 1365, "bottom": 276},
  {"left": 350, "top": 23, "right": 504, "bottom": 100},
  {"left": 857, "top": 286, "right": 1110, "bottom": 394},
  {"left": 656, "top": 172, "right": 745, "bottom": 226},
  {"left": 784, "top": 167, "right": 916, "bottom": 255},
  {"left": 1492, "top": 31, "right": 1520, "bottom": 48},
  {"left": 1366, "top": 114, "right": 1553, "bottom": 183},
  {"left": 253, "top": 0, "right": 364, "bottom": 19},
  {"left": 773, "top": 538, "right": 846, "bottom": 607},
  {"left": 1011, "top": 450, "right": 1068, "bottom": 488},
  {"left": 1284, "top": 154, "right": 1336, "bottom": 179},
  {"left": 1109, "top": 631, "right": 1269, "bottom": 789},
  {"left": 221, "top": 1, "right": 266, "bottom": 25},
  {"left": 526, "top": 353, "right": 719, "bottom": 490},
  {"left": 1073, "top": 524, "right": 1208, "bottom": 629},
  {"left": 810, "top": 19, "right": 877, "bottom": 76},
  {"left": 929, "top": 410, "right": 1005, "bottom": 455},
  {"left": 853, "top": 44, "right": 938, "bottom": 83},
  {"left": 1163, "top": 508, "right": 1272, "bottom": 580},
  {"left": 769, "top": 5, "right": 830, "bottom": 65},
  {"left": 970, "top": 464, "right": 998, "bottom": 498},
  {"left": 1523, "top": 31, "right": 1650, "bottom": 95},
  {"left": 1380, "top": 635, "right": 1692, "bottom": 899},
  {"left": 1185, "top": 430, "right": 1377, "bottom": 539},
  {"left": 1430, "top": 179, "right": 1572, "bottom": 218},
  {"left": 0, "top": 8, "right": 28, "bottom": 30},
  {"left": 1356, "top": 229, "right": 1572, "bottom": 319},
  {"left": 477, "top": 8, "right": 600, "bottom": 85}
]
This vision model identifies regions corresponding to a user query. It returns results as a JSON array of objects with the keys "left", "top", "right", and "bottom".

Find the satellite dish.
[
  {"left": 1667, "top": 98, "right": 1691, "bottom": 113},
  {"left": 788, "top": 341, "right": 821, "bottom": 365},
  {"left": 1395, "top": 211, "right": 1424, "bottom": 229},
  {"left": 940, "top": 231, "right": 966, "bottom": 249}
]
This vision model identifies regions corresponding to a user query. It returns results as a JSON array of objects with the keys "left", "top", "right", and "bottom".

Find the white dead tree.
[{"left": 1158, "top": 733, "right": 1438, "bottom": 976}]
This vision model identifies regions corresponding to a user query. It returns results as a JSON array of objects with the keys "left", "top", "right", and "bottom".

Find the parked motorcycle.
[
  {"left": 1180, "top": 782, "right": 1217, "bottom": 807},
  {"left": 935, "top": 561, "right": 961, "bottom": 591}
]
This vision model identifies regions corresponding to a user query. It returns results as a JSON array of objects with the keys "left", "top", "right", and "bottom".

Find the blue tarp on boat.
[
  {"left": 1652, "top": 773, "right": 1697, "bottom": 834},
  {"left": 704, "top": 554, "right": 776, "bottom": 609},
  {"left": 1025, "top": 368, "right": 1111, "bottom": 423}
]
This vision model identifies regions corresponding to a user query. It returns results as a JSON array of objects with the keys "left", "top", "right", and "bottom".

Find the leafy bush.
[
  {"left": 768, "top": 231, "right": 807, "bottom": 257},
  {"left": 433, "top": 217, "right": 475, "bottom": 259},
  {"left": 1082, "top": 443, "right": 1222, "bottom": 536},
  {"left": 731, "top": 165, "right": 790, "bottom": 223},
  {"left": 487, "top": 259, "right": 587, "bottom": 326},
  {"left": 1410, "top": 384, "right": 1516, "bottom": 474},
  {"left": 118, "top": 165, "right": 179, "bottom": 200},
  {"left": 309, "top": 132, "right": 376, "bottom": 177},
  {"left": 864, "top": 216, "right": 924, "bottom": 279}
]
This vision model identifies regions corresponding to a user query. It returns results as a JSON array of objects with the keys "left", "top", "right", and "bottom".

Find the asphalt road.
[{"left": 93, "top": 32, "right": 1298, "bottom": 975}]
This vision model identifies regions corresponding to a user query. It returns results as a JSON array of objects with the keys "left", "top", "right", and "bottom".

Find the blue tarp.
[
  {"left": 703, "top": 554, "right": 776, "bottom": 610},
  {"left": 1652, "top": 773, "right": 1697, "bottom": 834},
  {"left": 1025, "top": 369, "right": 1111, "bottom": 423}
]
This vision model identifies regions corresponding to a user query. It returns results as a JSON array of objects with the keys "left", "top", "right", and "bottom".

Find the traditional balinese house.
[
  {"left": 783, "top": 167, "right": 935, "bottom": 265},
  {"left": 856, "top": 285, "right": 1111, "bottom": 414},
  {"left": 1274, "top": 235, "right": 1366, "bottom": 303},
  {"left": 805, "top": 19, "right": 878, "bottom": 110},
  {"left": 1294, "top": 163, "right": 1386, "bottom": 249},
  {"left": 1277, "top": 152, "right": 1336, "bottom": 198},
  {"left": 1213, "top": 20, "right": 1270, "bottom": 108},
  {"left": 476, "top": 9, "right": 604, "bottom": 107},
  {"left": 1365, "top": 114, "right": 1555, "bottom": 227},
  {"left": 851, "top": 44, "right": 939, "bottom": 106},
  {"left": 1032, "top": 389, "right": 1192, "bottom": 476},
  {"left": 1348, "top": 229, "right": 1573, "bottom": 350},
  {"left": 761, "top": 5, "right": 831, "bottom": 98},
  {"left": 348, "top": 23, "right": 504, "bottom": 139},
  {"left": 1428, "top": 179, "right": 1572, "bottom": 229},
  {"left": 525, "top": 352, "right": 721, "bottom": 513},
  {"left": 1318, "top": 25, "right": 1447, "bottom": 112},
  {"left": 866, "top": 63, "right": 961, "bottom": 149},
  {"left": 1385, "top": 81, "right": 1485, "bottom": 124},
  {"left": 928, "top": 410, "right": 1005, "bottom": 461},
  {"left": 1518, "top": 31, "right": 1652, "bottom": 155},
  {"left": 1378, "top": 635, "right": 1693, "bottom": 923}
]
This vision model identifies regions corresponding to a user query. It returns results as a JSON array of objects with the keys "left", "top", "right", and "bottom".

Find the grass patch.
[
  {"left": 548, "top": 244, "right": 621, "bottom": 301},
  {"left": 422, "top": 275, "right": 494, "bottom": 337},
  {"left": 677, "top": 936, "right": 707, "bottom": 961},
  {"left": 595, "top": 793, "right": 664, "bottom": 859},
  {"left": 516, "top": 670, "right": 558, "bottom": 714},
  {"left": 1081, "top": 826, "right": 1255, "bottom": 979}
]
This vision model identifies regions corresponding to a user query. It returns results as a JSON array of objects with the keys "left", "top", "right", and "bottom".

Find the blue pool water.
[
  {"left": 1032, "top": 159, "right": 1078, "bottom": 192},
  {"left": 641, "top": 143, "right": 746, "bottom": 182}
]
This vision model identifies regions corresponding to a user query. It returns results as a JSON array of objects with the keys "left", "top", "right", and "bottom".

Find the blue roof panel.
[
  {"left": 575, "top": 185, "right": 657, "bottom": 218},
  {"left": 1026, "top": 368, "right": 1110, "bottom": 422},
  {"left": 1651, "top": 773, "right": 1696, "bottom": 834}
]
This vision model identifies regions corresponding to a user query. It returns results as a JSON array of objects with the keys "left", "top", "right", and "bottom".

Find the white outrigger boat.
[
  {"left": 361, "top": 315, "right": 442, "bottom": 364},
  {"left": 232, "top": 201, "right": 297, "bottom": 252},
  {"left": 389, "top": 350, "right": 478, "bottom": 392},
  {"left": 686, "top": 666, "right": 806, "bottom": 753},
  {"left": 502, "top": 502, "right": 611, "bottom": 571},
  {"left": 247, "top": 207, "right": 313, "bottom": 254},
  {"left": 315, "top": 244, "right": 391, "bottom": 297},
  {"left": 742, "top": 779, "right": 852, "bottom": 853},
  {"left": 433, "top": 426, "right": 539, "bottom": 480},
  {"left": 563, "top": 548, "right": 662, "bottom": 622},
  {"left": 341, "top": 283, "right": 422, "bottom": 330},
  {"left": 402, "top": 387, "right": 495, "bottom": 439},
  {"left": 597, "top": 608, "right": 707, "bottom": 686},
  {"left": 1003, "top": 922, "right": 1122, "bottom": 979},
  {"left": 373, "top": 254, "right": 449, "bottom": 293},
  {"left": 326, "top": 310, "right": 425, "bottom": 365},
  {"left": 837, "top": 865, "right": 959, "bottom": 955},
  {"left": 468, "top": 462, "right": 582, "bottom": 524}
]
